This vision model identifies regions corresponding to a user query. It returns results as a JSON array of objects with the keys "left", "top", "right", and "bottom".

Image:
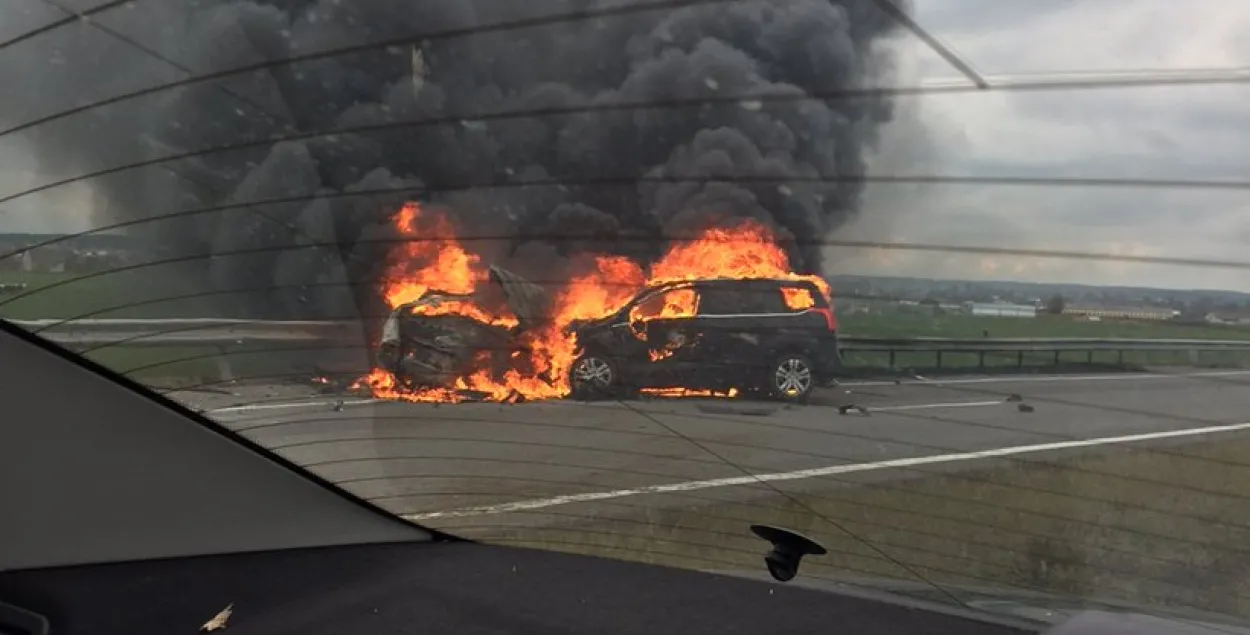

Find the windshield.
[{"left": 6, "top": 0, "right": 1250, "bottom": 629}]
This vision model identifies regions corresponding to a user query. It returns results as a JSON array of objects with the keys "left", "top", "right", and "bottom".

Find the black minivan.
[{"left": 567, "top": 277, "right": 841, "bottom": 402}]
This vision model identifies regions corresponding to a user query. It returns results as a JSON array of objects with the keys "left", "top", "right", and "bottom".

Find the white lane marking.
[
  {"left": 208, "top": 399, "right": 380, "bottom": 414},
  {"left": 841, "top": 369, "right": 1250, "bottom": 388},
  {"left": 404, "top": 419, "right": 1250, "bottom": 521},
  {"left": 870, "top": 400, "right": 1004, "bottom": 412}
]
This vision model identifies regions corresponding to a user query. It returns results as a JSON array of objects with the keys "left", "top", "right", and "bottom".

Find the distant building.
[
  {"left": 1205, "top": 311, "right": 1250, "bottom": 326},
  {"left": 965, "top": 302, "right": 1037, "bottom": 318},
  {"left": 1063, "top": 306, "right": 1178, "bottom": 321}
]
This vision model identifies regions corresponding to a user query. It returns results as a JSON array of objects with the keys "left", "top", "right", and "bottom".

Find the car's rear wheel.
[
  {"left": 570, "top": 353, "right": 620, "bottom": 400},
  {"left": 770, "top": 354, "right": 815, "bottom": 402}
]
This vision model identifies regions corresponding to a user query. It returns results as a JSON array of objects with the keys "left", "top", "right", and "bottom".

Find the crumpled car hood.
[{"left": 380, "top": 265, "right": 548, "bottom": 347}]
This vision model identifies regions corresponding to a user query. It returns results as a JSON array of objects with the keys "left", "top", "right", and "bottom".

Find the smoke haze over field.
[{"left": 0, "top": 0, "right": 909, "bottom": 319}]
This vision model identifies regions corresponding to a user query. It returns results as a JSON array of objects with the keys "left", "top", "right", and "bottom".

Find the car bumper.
[{"left": 815, "top": 332, "right": 843, "bottom": 381}]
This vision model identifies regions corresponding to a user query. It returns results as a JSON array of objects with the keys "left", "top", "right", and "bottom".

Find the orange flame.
[
  {"left": 781, "top": 286, "right": 815, "bottom": 311},
  {"left": 641, "top": 387, "right": 739, "bottom": 399},
  {"left": 383, "top": 201, "right": 485, "bottom": 308},
  {"left": 651, "top": 223, "right": 831, "bottom": 301},
  {"left": 406, "top": 296, "right": 518, "bottom": 329},
  {"left": 360, "top": 208, "right": 829, "bottom": 403}
]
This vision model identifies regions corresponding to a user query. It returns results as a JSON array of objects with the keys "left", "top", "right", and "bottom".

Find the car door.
[
  {"left": 693, "top": 283, "right": 769, "bottom": 387},
  {"left": 625, "top": 286, "right": 704, "bottom": 387}
]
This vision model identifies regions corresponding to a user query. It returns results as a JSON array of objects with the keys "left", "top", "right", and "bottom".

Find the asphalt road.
[{"left": 168, "top": 369, "right": 1250, "bottom": 538}]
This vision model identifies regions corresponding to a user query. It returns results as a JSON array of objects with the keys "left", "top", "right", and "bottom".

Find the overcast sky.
[{"left": 837, "top": 0, "right": 1250, "bottom": 292}]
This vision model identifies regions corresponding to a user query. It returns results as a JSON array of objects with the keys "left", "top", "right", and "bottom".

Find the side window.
[
  {"left": 631, "top": 288, "right": 699, "bottom": 321},
  {"left": 698, "top": 286, "right": 787, "bottom": 315},
  {"left": 697, "top": 288, "right": 744, "bottom": 315},
  {"left": 743, "top": 286, "right": 787, "bottom": 313},
  {"left": 779, "top": 286, "right": 816, "bottom": 312}
]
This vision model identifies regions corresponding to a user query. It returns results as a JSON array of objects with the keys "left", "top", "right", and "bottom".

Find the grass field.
[
  {"left": 0, "top": 271, "right": 339, "bottom": 385},
  {"left": 0, "top": 270, "right": 214, "bottom": 320},
  {"left": 463, "top": 435, "right": 1250, "bottom": 623}
]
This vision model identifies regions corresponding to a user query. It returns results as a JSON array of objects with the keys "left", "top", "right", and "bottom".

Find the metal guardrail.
[
  {"left": 841, "top": 336, "right": 1250, "bottom": 352},
  {"left": 840, "top": 336, "right": 1250, "bottom": 370},
  {"left": 9, "top": 318, "right": 357, "bottom": 346},
  {"left": 8, "top": 318, "right": 1250, "bottom": 377}
]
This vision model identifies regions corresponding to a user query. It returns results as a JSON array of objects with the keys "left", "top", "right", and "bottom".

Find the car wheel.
[
  {"left": 770, "top": 354, "right": 815, "bottom": 402},
  {"left": 570, "top": 353, "right": 619, "bottom": 400}
]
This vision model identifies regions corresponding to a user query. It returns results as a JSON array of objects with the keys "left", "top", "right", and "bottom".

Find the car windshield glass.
[{"left": 7, "top": 0, "right": 1250, "bottom": 630}]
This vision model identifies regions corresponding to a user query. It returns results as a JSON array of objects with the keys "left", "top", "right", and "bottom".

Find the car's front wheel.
[
  {"left": 770, "top": 354, "right": 815, "bottom": 402},
  {"left": 569, "top": 353, "right": 620, "bottom": 400}
]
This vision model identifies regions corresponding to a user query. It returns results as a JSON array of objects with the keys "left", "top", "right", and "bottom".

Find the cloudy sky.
[
  {"left": 837, "top": 0, "right": 1250, "bottom": 291},
  {"left": 2, "top": 1, "right": 1248, "bottom": 292}
]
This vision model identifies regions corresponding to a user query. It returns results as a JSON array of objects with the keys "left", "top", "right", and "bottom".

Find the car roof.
[{"left": 643, "top": 277, "right": 822, "bottom": 294}]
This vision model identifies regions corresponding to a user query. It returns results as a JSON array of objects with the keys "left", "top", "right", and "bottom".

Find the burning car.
[
  {"left": 361, "top": 201, "right": 841, "bottom": 404},
  {"left": 566, "top": 277, "right": 841, "bottom": 402},
  {"left": 376, "top": 265, "right": 551, "bottom": 397}
]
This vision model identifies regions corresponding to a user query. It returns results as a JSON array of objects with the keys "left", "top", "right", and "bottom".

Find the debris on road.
[
  {"left": 1018, "top": 403, "right": 1035, "bottom": 413},
  {"left": 697, "top": 404, "right": 776, "bottom": 417},
  {"left": 201, "top": 603, "right": 233, "bottom": 632},
  {"left": 1005, "top": 393, "right": 1024, "bottom": 402},
  {"left": 838, "top": 404, "right": 870, "bottom": 416}
]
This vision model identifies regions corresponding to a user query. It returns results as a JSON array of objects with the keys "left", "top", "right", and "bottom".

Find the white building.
[{"left": 965, "top": 302, "right": 1037, "bottom": 318}]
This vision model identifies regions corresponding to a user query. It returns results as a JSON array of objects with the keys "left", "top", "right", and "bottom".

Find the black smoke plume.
[{"left": 0, "top": 0, "right": 907, "bottom": 320}]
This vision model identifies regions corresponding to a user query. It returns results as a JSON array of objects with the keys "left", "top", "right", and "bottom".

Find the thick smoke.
[{"left": 0, "top": 0, "right": 907, "bottom": 319}]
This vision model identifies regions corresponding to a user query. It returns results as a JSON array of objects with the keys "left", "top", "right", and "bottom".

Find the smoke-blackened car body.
[{"left": 567, "top": 277, "right": 842, "bottom": 402}]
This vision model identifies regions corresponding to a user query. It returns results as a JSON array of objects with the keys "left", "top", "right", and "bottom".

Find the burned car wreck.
[{"left": 377, "top": 265, "right": 550, "bottom": 394}]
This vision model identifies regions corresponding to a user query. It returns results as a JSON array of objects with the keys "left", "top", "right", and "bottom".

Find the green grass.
[
  {"left": 447, "top": 436, "right": 1250, "bottom": 623},
  {"left": 0, "top": 270, "right": 215, "bottom": 320},
  {"left": 0, "top": 271, "right": 343, "bottom": 385}
]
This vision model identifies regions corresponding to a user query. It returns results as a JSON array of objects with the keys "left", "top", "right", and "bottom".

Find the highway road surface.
[
  {"left": 169, "top": 369, "right": 1250, "bottom": 533},
  {"left": 158, "top": 369, "right": 1250, "bottom": 614}
]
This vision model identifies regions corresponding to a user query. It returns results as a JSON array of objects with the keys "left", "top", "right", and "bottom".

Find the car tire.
[
  {"left": 769, "top": 354, "right": 815, "bottom": 403},
  {"left": 569, "top": 353, "right": 621, "bottom": 401}
]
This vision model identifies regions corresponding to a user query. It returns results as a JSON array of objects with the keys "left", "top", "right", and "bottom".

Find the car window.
[
  {"left": 780, "top": 286, "right": 817, "bottom": 312},
  {"left": 699, "top": 286, "right": 789, "bottom": 315},
  {"left": 696, "top": 288, "right": 743, "bottom": 315},
  {"left": 743, "top": 286, "right": 788, "bottom": 314},
  {"left": 630, "top": 288, "right": 699, "bottom": 321}
]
